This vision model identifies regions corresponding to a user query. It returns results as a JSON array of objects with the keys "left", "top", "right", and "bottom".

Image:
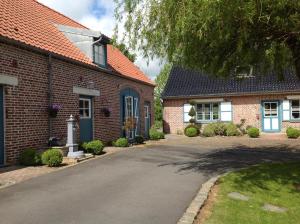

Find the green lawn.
[{"left": 205, "top": 162, "right": 300, "bottom": 224}]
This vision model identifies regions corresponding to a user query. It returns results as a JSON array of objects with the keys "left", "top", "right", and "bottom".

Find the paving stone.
[
  {"left": 262, "top": 203, "right": 288, "bottom": 213},
  {"left": 228, "top": 192, "right": 249, "bottom": 201}
]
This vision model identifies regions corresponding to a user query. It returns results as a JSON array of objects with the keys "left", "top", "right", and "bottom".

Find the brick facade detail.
[
  {"left": 0, "top": 43, "right": 154, "bottom": 164},
  {"left": 163, "top": 95, "right": 300, "bottom": 134}
]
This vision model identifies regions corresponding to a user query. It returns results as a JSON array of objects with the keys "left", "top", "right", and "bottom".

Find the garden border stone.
[{"left": 177, "top": 175, "right": 221, "bottom": 224}]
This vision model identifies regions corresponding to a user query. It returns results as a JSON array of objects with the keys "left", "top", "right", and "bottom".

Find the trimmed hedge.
[
  {"left": 114, "top": 138, "right": 129, "bottom": 147},
  {"left": 83, "top": 140, "right": 105, "bottom": 155},
  {"left": 184, "top": 124, "right": 200, "bottom": 136},
  {"left": 202, "top": 124, "right": 216, "bottom": 137},
  {"left": 20, "top": 148, "right": 41, "bottom": 166},
  {"left": 185, "top": 127, "right": 198, "bottom": 137},
  {"left": 214, "top": 122, "right": 227, "bottom": 136},
  {"left": 41, "top": 148, "right": 63, "bottom": 167},
  {"left": 286, "top": 127, "right": 300, "bottom": 139},
  {"left": 248, "top": 127, "right": 260, "bottom": 138},
  {"left": 149, "top": 128, "right": 165, "bottom": 140},
  {"left": 225, "top": 123, "right": 240, "bottom": 136}
]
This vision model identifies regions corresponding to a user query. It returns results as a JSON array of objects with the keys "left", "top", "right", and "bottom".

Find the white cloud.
[{"left": 38, "top": 0, "right": 162, "bottom": 78}]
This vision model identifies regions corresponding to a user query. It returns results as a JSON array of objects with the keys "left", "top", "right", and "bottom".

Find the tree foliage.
[
  {"left": 114, "top": 42, "right": 137, "bottom": 62},
  {"left": 154, "top": 64, "right": 171, "bottom": 126},
  {"left": 114, "top": 0, "right": 300, "bottom": 78}
]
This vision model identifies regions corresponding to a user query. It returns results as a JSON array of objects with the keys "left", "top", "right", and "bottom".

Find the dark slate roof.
[{"left": 162, "top": 66, "right": 300, "bottom": 99}]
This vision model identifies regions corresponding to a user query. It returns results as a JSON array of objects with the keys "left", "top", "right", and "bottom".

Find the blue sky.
[{"left": 37, "top": 0, "right": 162, "bottom": 79}]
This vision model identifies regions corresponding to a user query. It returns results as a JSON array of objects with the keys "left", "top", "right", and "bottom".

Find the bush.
[
  {"left": 83, "top": 140, "right": 104, "bottom": 155},
  {"left": 149, "top": 128, "right": 165, "bottom": 140},
  {"left": 225, "top": 123, "right": 240, "bottom": 136},
  {"left": 247, "top": 127, "right": 260, "bottom": 138},
  {"left": 184, "top": 124, "right": 200, "bottom": 136},
  {"left": 185, "top": 127, "right": 198, "bottom": 137},
  {"left": 114, "top": 138, "right": 129, "bottom": 147},
  {"left": 135, "top": 136, "right": 145, "bottom": 144},
  {"left": 286, "top": 127, "right": 300, "bottom": 139},
  {"left": 202, "top": 124, "right": 216, "bottom": 137},
  {"left": 214, "top": 122, "right": 227, "bottom": 135},
  {"left": 41, "top": 148, "right": 63, "bottom": 167},
  {"left": 19, "top": 148, "right": 41, "bottom": 166}
]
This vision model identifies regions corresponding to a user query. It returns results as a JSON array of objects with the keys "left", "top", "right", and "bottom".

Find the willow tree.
[{"left": 114, "top": 0, "right": 300, "bottom": 78}]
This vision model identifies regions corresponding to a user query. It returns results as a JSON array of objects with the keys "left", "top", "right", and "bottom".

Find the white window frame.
[
  {"left": 290, "top": 99, "right": 300, "bottom": 120},
  {"left": 196, "top": 103, "right": 220, "bottom": 122},
  {"left": 79, "top": 98, "right": 92, "bottom": 119}
]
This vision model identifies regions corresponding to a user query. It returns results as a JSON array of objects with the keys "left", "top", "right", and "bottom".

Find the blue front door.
[
  {"left": 120, "top": 88, "right": 140, "bottom": 139},
  {"left": 79, "top": 97, "right": 93, "bottom": 142},
  {"left": 0, "top": 86, "right": 4, "bottom": 165},
  {"left": 262, "top": 101, "right": 281, "bottom": 132},
  {"left": 144, "top": 103, "right": 150, "bottom": 139}
]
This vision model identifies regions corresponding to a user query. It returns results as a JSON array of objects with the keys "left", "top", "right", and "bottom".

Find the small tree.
[{"left": 188, "top": 106, "right": 196, "bottom": 124}]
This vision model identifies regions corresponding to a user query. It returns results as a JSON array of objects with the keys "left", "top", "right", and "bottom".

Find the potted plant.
[
  {"left": 48, "top": 104, "right": 62, "bottom": 118},
  {"left": 123, "top": 117, "right": 136, "bottom": 139}
]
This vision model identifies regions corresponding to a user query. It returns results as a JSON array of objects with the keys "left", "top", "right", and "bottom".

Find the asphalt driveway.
[{"left": 1, "top": 135, "right": 300, "bottom": 224}]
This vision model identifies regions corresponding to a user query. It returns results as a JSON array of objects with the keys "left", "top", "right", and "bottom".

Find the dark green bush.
[
  {"left": 185, "top": 127, "right": 198, "bottom": 137},
  {"left": 83, "top": 140, "right": 104, "bottom": 155},
  {"left": 202, "top": 124, "right": 216, "bottom": 137},
  {"left": 149, "top": 128, "right": 165, "bottom": 140},
  {"left": 225, "top": 123, "right": 240, "bottom": 136},
  {"left": 20, "top": 148, "right": 41, "bottom": 166},
  {"left": 214, "top": 122, "right": 227, "bottom": 135},
  {"left": 184, "top": 124, "right": 200, "bottom": 136},
  {"left": 135, "top": 136, "right": 145, "bottom": 144},
  {"left": 41, "top": 148, "right": 63, "bottom": 167},
  {"left": 246, "top": 125, "right": 254, "bottom": 131},
  {"left": 286, "top": 127, "right": 300, "bottom": 139},
  {"left": 114, "top": 138, "right": 129, "bottom": 147},
  {"left": 247, "top": 127, "right": 260, "bottom": 138}
]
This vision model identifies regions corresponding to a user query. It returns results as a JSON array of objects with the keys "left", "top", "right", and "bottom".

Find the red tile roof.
[{"left": 0, "top": 0, "right": 154, "bottom": 86}]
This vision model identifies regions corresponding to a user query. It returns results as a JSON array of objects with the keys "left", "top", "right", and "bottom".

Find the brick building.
[
  {"left": 162, "top": 66, "right": 300, "bottom": 134},
  {"left": 0, "top": 0, "right": 154, "bottom": 165}
]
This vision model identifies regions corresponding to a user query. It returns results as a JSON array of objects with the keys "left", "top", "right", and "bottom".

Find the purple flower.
[{"left": 49, "top": 104, "right": 62, "bottom": 112}]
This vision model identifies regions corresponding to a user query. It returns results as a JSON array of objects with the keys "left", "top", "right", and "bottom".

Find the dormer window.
[
  {"left": 93, "top": 43, "right": 107, "bottom": 68},
  {"left": 235, "top": 65, "right": 254, "bottom": 78}
]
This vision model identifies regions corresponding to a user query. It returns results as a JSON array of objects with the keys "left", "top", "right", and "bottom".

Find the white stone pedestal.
[{"left": 66, "top": 115, "right": 84, "bottom": 158}]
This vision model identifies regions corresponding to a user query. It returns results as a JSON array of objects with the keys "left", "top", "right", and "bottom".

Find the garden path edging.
[{"left": 177, "top": 175, "right": 221, "bottom": 224}]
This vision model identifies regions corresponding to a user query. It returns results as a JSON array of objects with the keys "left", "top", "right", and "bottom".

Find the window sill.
[{"left": 287, "top": 120, "right": 300, "bottom": 123}]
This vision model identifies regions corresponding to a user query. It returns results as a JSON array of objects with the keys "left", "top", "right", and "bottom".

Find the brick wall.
[
  {"left": 163, "top": 94, "right": 300, "bottom": 134},
  {"left": 0, "top": 43, "right": 154, "bottom": 164}
]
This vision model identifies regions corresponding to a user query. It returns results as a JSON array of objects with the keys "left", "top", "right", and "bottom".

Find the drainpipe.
[{"left": 48, "top": 54, "right": 53, "bottom": 138}]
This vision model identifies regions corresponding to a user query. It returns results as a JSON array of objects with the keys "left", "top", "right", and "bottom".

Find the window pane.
[
  {"left": 197, "top": 113, "right": 203, "bottom": 120},
  {"left": 84, "top": 101, "right": 89, "bottom": 109},
  {"left": 196, "top": 104, "right": 203, "bottom": 113},
  {"left": 204, "top": 104, "right": 210, "bottom": 113},
  {"left": 205, "top": 113, "right": 210, "bottom": 120},
  {"left": 264, "top": 103, "right": 270, "bottom": 109},
  {"left": 271, "top": 109, "right": 278, "bottom": 116},
  {"left": 292, "top": 112, "right": 300, "bottom": 119},
  {"left": 270, "top": 103, "right": 277, "bottom": 110},
  {"left": 292, "top": 100, "right": 300, "bottom": 107},
  {"left": 79, "top": 100, "right": 83, "bottom": 108},
  {"left": 79, "top": 109, "right": 84, "bottom": 116},
  {"left": 265, "top": 110, "right": 271, "bottom": 117},
  {"left": 84, "top": 109, "right": 89, "bottom": 117},
  {"left": 213, "top": 113, "right": 219, "bottom": 120}
]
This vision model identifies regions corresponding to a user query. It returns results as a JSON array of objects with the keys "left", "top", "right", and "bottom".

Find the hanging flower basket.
[
  {"left": 48, "top": 104, "right": 62, "bottom": 118},
  {"left": 101, "top": 107, "right": 111, "bottom": 117}
]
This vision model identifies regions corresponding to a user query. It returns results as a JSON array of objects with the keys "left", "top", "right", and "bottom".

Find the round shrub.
[
  {"left": 225, "top": 123, "right": 240, "bottom": 136},
  {"left": 84, "top": 140, "right": 105, "bottom": 155},
  {"left": 286, "top": 127, "right": 300, "bottom": 139},
  {"left": 185, "top": 127, "right": 198, "bottom": 137},
  {"left": 184, "top": 124, "right": 200, "bottom": 136},
  {"left": 114, "top": 138, "right": 129, "bottom": 147},
  {"left": 135, "top": 136, "right": 145, "bottom": 144},
  {"left": 20, "top": 148, "right": 41, "bottom": 166},
  {"left": 149, "top": 128, "right": 165, "bottom": 140},
  {"left": 214, "top": 122, "right": 227, "bottom": 135},
  {"left": 202, "top": 124, "right": 216, "bottom": 137},
  {"left": 41, "top": 148, "right": 63, "bottom": 167},
  {"left": 247, "top": 127, "right": 260, "bottom": 138}
]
